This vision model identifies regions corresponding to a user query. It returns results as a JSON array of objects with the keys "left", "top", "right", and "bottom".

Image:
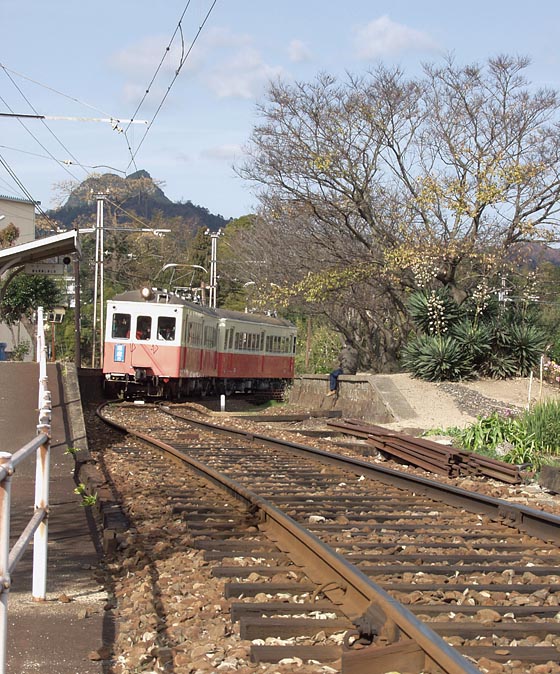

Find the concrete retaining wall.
[{"left": 288, "top": 374, "right": 396, "bottom": 422}]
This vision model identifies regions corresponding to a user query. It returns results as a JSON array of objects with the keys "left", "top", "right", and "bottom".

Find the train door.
[
  {"left": 225, "top": 326, "right": 235, "bottom": 374},
  {"left": 259, "top": 330, "right": 265, "bottom": 374},
  {"left": 180, "top": 312, "right": 189, "bottom": 373}
]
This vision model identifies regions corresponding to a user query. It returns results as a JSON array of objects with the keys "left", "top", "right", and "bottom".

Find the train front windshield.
[
  {"left": 157, "top": 316, "right": 176, "bottom": 341},
  {"left": 112, "top": 313, "right": 131, "bottom": 339}
]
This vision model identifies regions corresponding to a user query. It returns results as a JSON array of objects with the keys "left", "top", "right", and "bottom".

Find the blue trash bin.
[{"left": 0, "top": 343, "right": 6, "bottom": 361}]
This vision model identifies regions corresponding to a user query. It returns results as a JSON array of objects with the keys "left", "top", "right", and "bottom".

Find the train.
[{"left": 102, "top": 287, "right": 297, "bottom": 399}]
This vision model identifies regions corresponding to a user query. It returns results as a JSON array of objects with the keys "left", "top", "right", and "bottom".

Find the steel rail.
[
  {"left": 98, "top": 402, "right": 482, "bottom": 674},
  {"left": 162, "top": 405, "right": 560, "bottom": 545}
]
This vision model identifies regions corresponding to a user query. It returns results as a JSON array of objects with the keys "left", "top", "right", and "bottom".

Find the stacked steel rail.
[{"left": 327, "top": 419, "right": 523, "bottom": 483}]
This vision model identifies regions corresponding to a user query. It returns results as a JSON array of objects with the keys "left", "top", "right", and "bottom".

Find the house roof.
[{"left": 0, "top": 194, "right": 38, "bottom": 206}]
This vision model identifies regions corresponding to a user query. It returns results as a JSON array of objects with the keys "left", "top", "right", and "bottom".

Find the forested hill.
[{"left": 45, "top": 169, "right": 230, "bottom": 232}]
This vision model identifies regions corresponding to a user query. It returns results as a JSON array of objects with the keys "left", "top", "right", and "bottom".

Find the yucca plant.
[
  {"left": 403, "top": 334, "right": 472, "bottom": 382},
  {"left": 508, "top": 322, "right": 547, "bottom": 376},
  {"left": 450, "top": 320, "right": 492, "bottom": 367},
  {"left": 407, "top": 289, "right": 463, "bottom": 336},
  {"left": 480, "top": 350, "right": 518, "bottom": 379}
]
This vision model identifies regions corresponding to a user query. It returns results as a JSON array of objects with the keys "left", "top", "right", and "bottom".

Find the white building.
[{"left": 0, "top": 195, "right": 38, "bottom": 359}]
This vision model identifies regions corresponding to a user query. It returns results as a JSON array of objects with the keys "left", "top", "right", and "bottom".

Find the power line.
[
  {"left": 103, "top": 194, "right": 169, "bottom": 235},
  {"left": 0, "top": 62, "right": 114, "bottom": 118},
  {"left": 125, "top": 0, "right": 219, "bottom": 171},
  {"left": 1, "top": 67, "right": 87, "bottom": 181},
  {"left": 0, "top": 151, "right": 56, "bottom": 226},
  {"left": 0, "top": 144, "right": 126, "bottom": 174},
  {"left": 0, "top": 62, "right": 146, "bottom": 179}
]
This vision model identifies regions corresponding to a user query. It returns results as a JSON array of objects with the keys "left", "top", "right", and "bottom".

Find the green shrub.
[
  {"left": 479, "top": 351, "right": 518, "bottom": 380},
  {"left": 508, "top": 323, "right": 547, "bottom": 376},
  {"left": 520, "top": 399, "right": 560, "bottom": 455},
  {"left": 407, "top": 289, "right": 463, "bottom": 336},
  {"left": 455, "top": 412, "right": 513, "bottom": 453},
  {"left": 450, "top": 320, "right": 492, "bottom": 366},
  {"left": 445, "top": 403, "right": 560, "bottom": 471},
  {"left": 402, "top": 334, "right": 472, "bottom": 382}
]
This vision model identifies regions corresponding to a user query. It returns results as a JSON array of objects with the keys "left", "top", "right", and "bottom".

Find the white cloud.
[
  {"left": 111, "top": 27, "right": 286, "bottom": 103},
  {"left": 199, "top": 25, "right": 253, "bottom": 50},
  {"left": 206, "top": 47, "right": 286, "bottom": 99},
  {"left": 200, "top": 144, "right": 244, "bottom": 161},
  {"left": 288, "top": 39, "right": 312, "bottom": 63},
  {"left": 110, "top": 35, "right": 199, "bottom": 78},
  {"left": 354, "top": 15, "right": 438, "bottom": 59}
]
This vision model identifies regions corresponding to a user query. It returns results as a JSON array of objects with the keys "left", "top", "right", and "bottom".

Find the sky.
[{"left": 2, "top": 0, "right": 560, "bottom": 221}]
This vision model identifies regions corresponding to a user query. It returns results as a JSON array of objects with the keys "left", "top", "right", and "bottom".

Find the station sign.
[{"left": 24, "top": 262, "right": 65, "bottom": 276}]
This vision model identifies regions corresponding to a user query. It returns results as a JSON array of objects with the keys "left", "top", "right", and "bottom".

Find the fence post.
[
  {"left": 33, "top": 308, "right": 51, "bottom": 601},
  {"left": 0, "top": 452, "right": 13, "bottom": 674}
]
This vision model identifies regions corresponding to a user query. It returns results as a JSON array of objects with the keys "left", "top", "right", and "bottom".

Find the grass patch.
[{"left": 426, "top": 400, "right": 560, "bottom": 471}]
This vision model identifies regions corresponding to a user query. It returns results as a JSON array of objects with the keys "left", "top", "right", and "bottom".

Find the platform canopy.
[{"left": 0, "top": 230, "right": 79, "bottom": 276}]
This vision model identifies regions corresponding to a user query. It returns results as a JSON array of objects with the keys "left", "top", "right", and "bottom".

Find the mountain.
[{"left": 45, "top": 170, "right": 230, "bottom": 233}]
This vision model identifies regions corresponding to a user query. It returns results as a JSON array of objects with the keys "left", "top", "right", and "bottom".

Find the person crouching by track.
[{"left": 327, "top": 341, "right": 358, "bottom": 396}]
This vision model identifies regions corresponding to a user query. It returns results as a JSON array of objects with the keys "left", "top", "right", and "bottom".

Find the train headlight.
[{"left": 141, "top": 287, "right": 153, "bottom": 300}]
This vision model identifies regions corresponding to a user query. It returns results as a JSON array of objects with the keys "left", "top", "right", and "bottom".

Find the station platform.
[{"left": 1, "top": 362, "right": 105, "bottom": 674}]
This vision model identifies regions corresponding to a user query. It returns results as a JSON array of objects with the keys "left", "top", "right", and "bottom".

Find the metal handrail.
[{"left": 0, "top": 307, "right": 52, "bottom": 674}]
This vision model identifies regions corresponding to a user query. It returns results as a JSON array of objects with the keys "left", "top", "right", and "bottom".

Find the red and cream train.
[{"left": 102, "top": 287, "right": 297, "bottom": 398}]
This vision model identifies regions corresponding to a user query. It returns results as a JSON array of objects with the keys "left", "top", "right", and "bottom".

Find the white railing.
[{"left": 0, "top": 307, "right": 52, "bottom": 674}]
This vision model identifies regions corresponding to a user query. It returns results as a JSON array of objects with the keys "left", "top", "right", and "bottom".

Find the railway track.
[{"left": 96, "top": 402, "right": 560, "bottom": 674}]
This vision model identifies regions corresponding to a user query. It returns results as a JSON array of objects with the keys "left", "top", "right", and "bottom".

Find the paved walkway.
[{"left": 1, "top": 362, "right": 105, "bottom": 674}]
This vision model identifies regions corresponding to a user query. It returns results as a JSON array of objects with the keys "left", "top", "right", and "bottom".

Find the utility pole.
[
  {"left": 205, "top": 229, "right": 222, "bottom": 309},
  {"left": 91, "top": 194, "right": 105, "bottom": 368},
  {"left": 73, "top": 252, "right": 81, "bottom": 369}
]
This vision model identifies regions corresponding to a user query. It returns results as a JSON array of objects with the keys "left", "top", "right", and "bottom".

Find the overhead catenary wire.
[
  {"left": 123, "top": 1, "right": 193, "bottom": 136},
  {"left": 125, "top": 0, "right": 219, "bottom": 172},
  {"left": 0, "top": 144, "right": 126, "bottom": 174}
]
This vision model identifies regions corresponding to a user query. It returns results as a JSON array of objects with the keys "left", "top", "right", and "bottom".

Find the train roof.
[{"left": 110, "top": 289, "right": 295, "bottom": 328}]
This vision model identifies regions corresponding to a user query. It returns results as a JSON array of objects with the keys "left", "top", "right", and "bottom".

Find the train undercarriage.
[{"left": 103, "top": 371, "right": 290, "bottom": 401}]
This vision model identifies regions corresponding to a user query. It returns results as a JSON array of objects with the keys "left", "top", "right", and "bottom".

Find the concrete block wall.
[{"left": 288, "top": 374, "right": 395, "bottom": 422}]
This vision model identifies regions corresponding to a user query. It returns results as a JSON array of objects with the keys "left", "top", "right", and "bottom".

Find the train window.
[
  {"left": 136, "top": 315, "right": 152, "bottom": 340},
  {"left": 112, "top": 313, "right": 130, "bottom": 339},
  {"left": 204, "top": 325, "right": 216, "bottom": 348},
  {"left": 187, "top": 321, "right": 202, "bottom": 346},
  {"left": 225, "top": 327, "right": 234, "bottom": 350},
  {"left": 157, "top": 317, "right": 176, "bottom": 341}
]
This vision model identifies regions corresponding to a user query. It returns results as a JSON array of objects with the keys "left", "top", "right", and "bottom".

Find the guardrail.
[{"left": 0, "top": 307, "right": 52, "bottom": 674}]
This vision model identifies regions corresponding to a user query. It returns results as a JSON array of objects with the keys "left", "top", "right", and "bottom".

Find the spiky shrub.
[
  {"left": 402, "top": 334, "right": 472, "bottom": 382},
  {"left": 478, "top": 316, "right": 547, "bottom": 379},
  {"left": 479, "top": 350, "right": 518, "bottom": 379},
  {"left": 450, "top": 320, "right": 492, "bottom": 368},
  {"left": 407, "top": 289, "right": 463, "bottom": 336},
  {"left": 507, "top": 323, "right": 547, "bottom": 376}
]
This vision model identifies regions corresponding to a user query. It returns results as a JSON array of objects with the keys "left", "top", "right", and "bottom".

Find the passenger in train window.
[
  {"left": 113, "top": 314, "right": 130, "bottom": 339},
  {"left": 136, "top": 316, "right": 152, "bottom": 340},
  {"left": 157, "top": 317, "right": 175, "bottom": 341}
]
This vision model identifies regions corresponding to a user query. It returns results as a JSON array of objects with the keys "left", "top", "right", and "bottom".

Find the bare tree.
[{"left": 237, "top": 56, "right": 560, "bottom": 370}]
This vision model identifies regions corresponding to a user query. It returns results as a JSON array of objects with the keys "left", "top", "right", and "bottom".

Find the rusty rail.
[{"left": 326, "top": 419, "right": 522, "bottom": 483}]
